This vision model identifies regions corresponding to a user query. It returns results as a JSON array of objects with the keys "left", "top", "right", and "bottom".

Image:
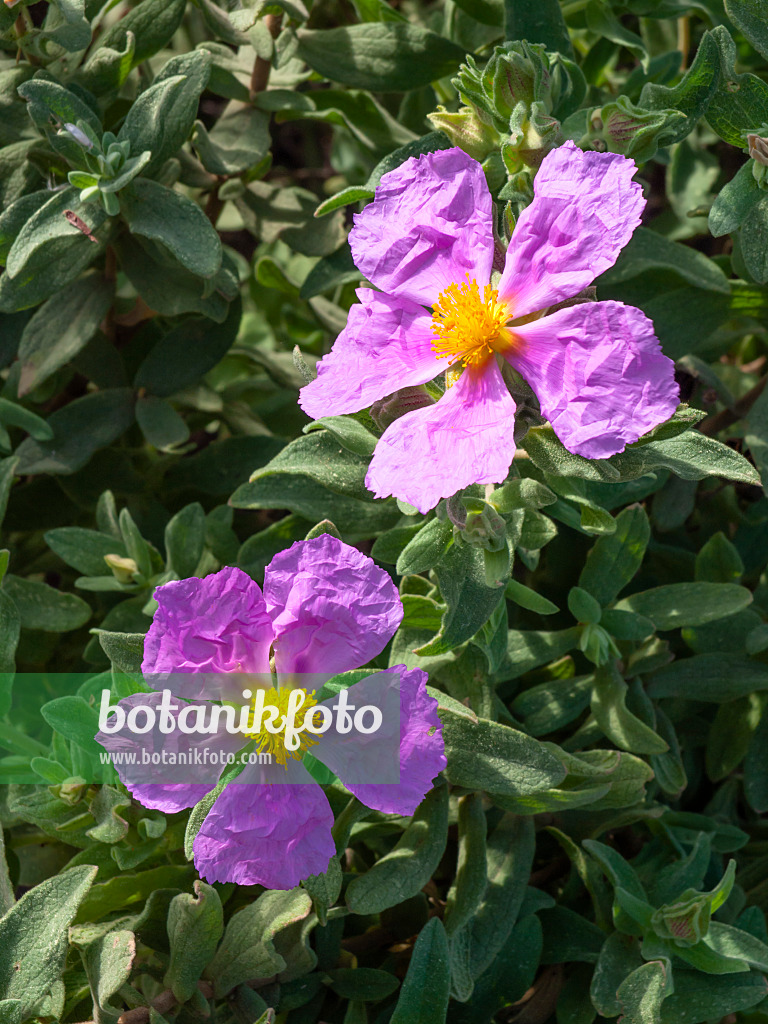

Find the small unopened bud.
[
  {"left": 458, "top": 502, "right": 508, "bottom": 552},
  {"left": 747, "top": 132, "right": 768, "bottom": 189},
  {"left": 586, "top": 97, "right": 684, "bottom": 163},
  {"left": 104, "top": 553, "right": 139, "bottom": 583},
  {"left": 53, "top": 777, "right": 87, "bottom": 805},
  {"left": 747, "top": 133, "right": 768, "bottom": 166},
  {"left": 579, "top": 622, "right": 620, "bottom": 666},
  {"left": 427, "top": 106, "right": 501, "bottom": 162},
  {"left": 63, "top": 122, "right": 94, "bottom": 149},
  {"left": 370, "top": 386, "right": 435, "bottom": 431}
]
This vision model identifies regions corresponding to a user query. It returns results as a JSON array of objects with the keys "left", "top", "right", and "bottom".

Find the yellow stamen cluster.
[
  {"left": 431, "top": 277, "right": 511, "bottom": 368},
  {"left": 243, "top": 686, "right": 318, "bottom": 767}
]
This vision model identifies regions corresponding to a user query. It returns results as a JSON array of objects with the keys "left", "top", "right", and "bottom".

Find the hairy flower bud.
[
  {"left": 428, "top": 106, "right": 501, "bottom": 162},
  {"left": 369, "top": 386, "right": 435, "bottom": 431},
  {"left": 747, "top": 130, "right": 768, "bottom": 189},
  {"left": 456, "top": 499, "right": 508, "bottom": 552},
  {"left": 105, "top": 553, "right": 139, "bottom": 583},
  {"left": 578, "top": 97, "right": 684, "bottom": 163},
  {"left": 62, "top": 121, "right": 95, "bottom": 150}
]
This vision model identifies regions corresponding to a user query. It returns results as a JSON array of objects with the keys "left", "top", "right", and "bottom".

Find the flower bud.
[
  {"left": 369, "top": 386, "right": 435, "bottom": 431},
  {"left": 104, "top": 553, "right": 139, "bottom": 583},
  {"left": 503, "top": 101, "right": 563, "bottom": 173},
  {"left": 62, "top": 122, "right": 94, "bottom": 150},
  {"left": 747, "top": 132, "right": 768, "bottom": 189},
  {"left": 579, "top": 622, "right": 620, "bottom": 666},
  {"left": 583, "top": 97, "right": 684, "bottom": 163},
  {"left": 456, "top": 500, "right": 508, "bottom": 552},
  {"left": 651, "top": 893, "right": 712, "bottom": 947},
  {"left": 427, "top": 106, "right": 501, "bottom": 162},
  {"left": 52, "top": 777, "right": 88, "bottom": 805}
]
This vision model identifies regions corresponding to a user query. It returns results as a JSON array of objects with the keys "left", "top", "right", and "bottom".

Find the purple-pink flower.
[
  {"left": 299, "top": 141, "right": 679, "bottom": 514},
  {"left": 97, "top": 535, "right": 446, "bottom": 890}
]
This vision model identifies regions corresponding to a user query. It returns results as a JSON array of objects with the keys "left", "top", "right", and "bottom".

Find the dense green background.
[{"left": 3, "top": 0, "right": 768, "bottom": 1021}]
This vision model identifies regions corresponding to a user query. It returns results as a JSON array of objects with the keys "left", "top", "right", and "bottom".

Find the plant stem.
[{"left": 249, "top": 13, "right": 283, "bottom": 102}]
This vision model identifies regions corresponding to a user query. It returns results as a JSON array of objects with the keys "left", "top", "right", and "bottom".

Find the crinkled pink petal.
[
  {"left": 316, "top": 667, "right": 445, "bottom": 816},
  {"left": 498, "top": 142, "right": 645, "bottom": 318},
  {"left": 193, "top": 760, "right": 336, "bottom": 889},
  {"left": 365, "top": 359, "right": 517, "bottom": 514},
  {"left": 350, "top": 147, "right": 495, "bottom": 306},
  {"left": 125, "top": 783, "right": 212, "bottom": 814},
  {"left": 264, "top": 534, "right": 403, "bottom": 676},
  {"left": 96, "top": 690, "right": 246, "bottom": 803},
  {"left": 510, "top": 300, "right": 680, "bottom": 458},
  {"left": 143, "top": 566, "right": 274, "bottom": 680},
  {"left": 299, "top": 288, "right": 439, "bottom": 419}
]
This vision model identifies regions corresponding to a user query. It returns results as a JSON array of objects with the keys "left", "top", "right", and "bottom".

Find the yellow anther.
[
  {"left": 431, "top": 277, "right": 512, "bottom": 368},
  {"left": 242, "top": 686, "right": 318, "bottom": 767}
]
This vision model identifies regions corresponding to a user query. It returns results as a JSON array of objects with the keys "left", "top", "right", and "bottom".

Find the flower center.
[
  {"left": 242, "top": 686, "right": 319, "bottom": 767},
  {"left": 431, "top": 277, "right": 512, "bottom": 367}
]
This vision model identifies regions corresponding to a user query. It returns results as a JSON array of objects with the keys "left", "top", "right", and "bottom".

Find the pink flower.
[
  {"left": 299, "top": 142, "right": 679, "bottom": 514},
  {"left": 96, "top": 535, "right": 446, "bottom": 891}
]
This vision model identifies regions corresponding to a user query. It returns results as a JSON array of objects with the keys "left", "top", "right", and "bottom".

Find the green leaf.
[
  {"left": 415, "top": 543, "right": 507, "bottom": 656},
  {"left": 440, "top": 713, "right": 566, "bottom": 795},
  {"left": 237, "top": 181, "right": 346, "bottom": 257},
  {"left": 648, "top": 653, "right": 768, "bottom": 702},
  {"left": 296, "top": 24, "right": 468, "bottom": 91},
  {"left": 396, "top": 518, "right": 453, "bottom": 576},
  {"left": 45, "top": 528, "right": 127, "bottom": 577},
  {"left": 97, "top": 631, "right": 145, "bottom": 674},
  {"left": 725, "top": 0, "right": 768, "bottom": 61},
  {"left": 591, "top": 931, "right": 645, "bottom": 1017},
  {"left": 709, "top": 162, "right": 762, "bottom": 238},
  {"left": 592, "top": 661, "right": 669, "bottom": 755},
  {"left": 121, "top": 178, "right": 222, "bottom": 279},
  {"left": 326, "top": 967, "right": 399, "bottom": 1001},
  {"left": 17, "top": 272, "right": 113, "bottom": 396},
  {"left": 205, "top": 889, "right": 311, "bottom": 997},
  {"left": 0, "top": 865, "right": 97, "bottom": 1016},
  {"left": 164, "top": 882, "right": 224, "bottom": 1004},
  {"left": 230, "top": 431, "right": 400, "bottom": 537},
  {"left": 134, "top": 298, "right": 241, "bottom": 397},
  {"left": 600, "top": 228, "right": 730, "bottom": 294},
  {"left": 166, "top": 435, "right": 285, "bottom": 496},
  {"left": 504, "top": 578, "right": 559, "bottom": 615},
  {"left": 2, "top": 575, "right": 91, "bottom": 632},
  {"left": 740, "top": 193, "right": 768, "bottom": 284},
  {"left": 444, "top": 793, "right": 487, "bottom": 937},
  {"left": 79, "top": 929, "right": 136, "bottom": 1023},
  {"left": 0, "top": 190, "right": 106, "bottom": 312},
  {"left": 15, "top": 389, "right": 135, "bottom": 476},
  {"left": 114, "top": 236, "right": 233, "bottom": 321},
  {"left": 165, "top": 503, "right": 206, "bottom": 580},
  {"left": 135, "top": 395, "right": 190, "bottom": 449},
  {"left": 658, "top": 968, "right": 767, "bottom": 1022},
  {"left": 504, "top": 0, "right": 573, "bottom": 56},
  {"left": 500, "top": 626, "right": 581, "bottom": 681},
  {"left": 94, "top": 0, "right": 187, "bottom": 68},
  {"left": 17, "top": 79, "right": 101, "bottom": 138},
  {"left": 389, "top": 918, "right": 450, "bottom": 1024},
  {"left": 615, "top": 582, "right": 753, "bottom": 630},
  {"left": 345, "top": 785, "right": 448, "bottom": 915},
  {"left": 467, "top": 814, "right": 535, "bottom": 980},
  {"left": 0, "top": 591, "right": 19, "bottom": 674},
  {"left": 119, "top": 51, "right": 212, "bottom": 178},
  {"left": 303, "top": 418, "right": 377, "bottom": 457},
  {"left": 639, "top": 31, "right": 720, "bottom": 144},
  {"left": 705, "top": 26, "right": 768, "bottom": 146},
  {"left": 41, "top": 696, "right": 102, "bottom": 756},
  {"left": 193, "top": 107, "right": 270, "bottom": 175},
  {"left": 616, "top": 961, "right": 668, "bottom": 1024}
]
